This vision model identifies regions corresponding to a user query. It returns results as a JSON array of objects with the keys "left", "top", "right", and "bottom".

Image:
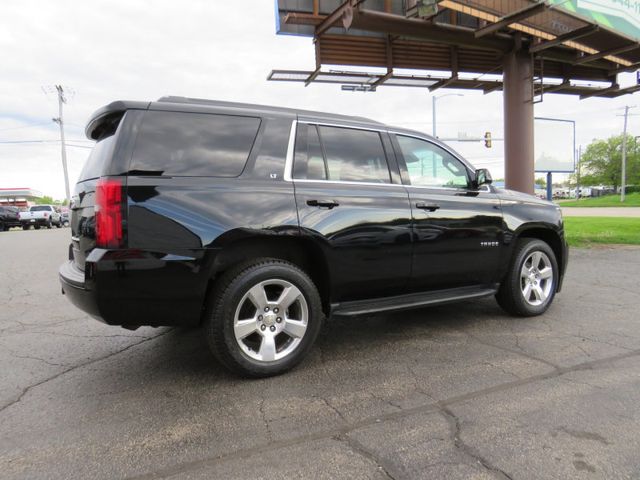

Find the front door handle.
[
  {"left": 307, "top": 199, "right": 340, "bottom": 209},
  {"left": 415, "top": 202, "right": 440, "bottom": 212}
]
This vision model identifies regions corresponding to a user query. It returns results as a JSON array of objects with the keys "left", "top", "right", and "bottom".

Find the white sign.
[
  {"left": 534, "top": 118, "right": 575, "bottom": 173},
  {"left": 577, "top": 0, "right": 640, "bottom": 30}
]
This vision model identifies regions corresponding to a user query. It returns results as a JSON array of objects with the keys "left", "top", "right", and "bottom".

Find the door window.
[
  {"left": 396, "top": 135, "right": 469, "bottom": 188},
  {"left": 293, "top": 124, "right": 391, "bottom": 183}
]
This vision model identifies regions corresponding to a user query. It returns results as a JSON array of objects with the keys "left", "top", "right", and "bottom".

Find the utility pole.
[
  {"left": 51, "top": 85, "right": 71, "bottom": 205},
  {"left": 431, "top": 93, "right": 463, "bottom": 138},
  {"left": 621, "top": 106, "right": 629, "bottom": 202},
  {"left": 432, "top": 96, "right": 436, "bottom": 137},
  {"left": 576, "top": 145, "right": 581, "bottom": 199}
]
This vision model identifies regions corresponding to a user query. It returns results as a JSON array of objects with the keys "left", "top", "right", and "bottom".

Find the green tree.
[
  {"left": 576, "top": 135, "right": 640, "bottom": 188},
  {"left": 35, "top": 195, "right": 55, "bottom": 205},
  {"left": 534, "top": 177, "right": 546, "bottom": 188},
  {"left": 34, "top": 195, "right": 64, "bottom": 205}
]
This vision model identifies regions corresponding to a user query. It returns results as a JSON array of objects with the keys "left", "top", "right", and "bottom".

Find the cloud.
[{"left": 1, "top": 0, "right": 638, "bottom": 198}]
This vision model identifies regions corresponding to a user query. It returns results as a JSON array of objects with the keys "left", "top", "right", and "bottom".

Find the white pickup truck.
[{"left": 19, "top": 205, "right": 62, "bottom": 230}]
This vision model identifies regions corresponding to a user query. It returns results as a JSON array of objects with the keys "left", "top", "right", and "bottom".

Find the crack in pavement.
[
  {"left": 125, "top": 347, "right": 640, "bottom": 480},
  {"left": 317, "top": 395, "right": 347, "bottom": 422},
  {"left": 258, "top": 398, "right": 273, "bottom": 440},
  {"left": 334, "top": 434, "right": 399, "bottom": 480},
  {"left": 439, "top": 406, "right": 514, "bottom": 480},
  {"left": 22, "top": 331, "right": 151, "bottom": 340},
  {"left": 0, "top": 329, "right": 173, "bottom": 414},
  {"left": 463, "top": 329, "right": 562, "bottom": 372},
  {"left": 4, "top": 350, "right": 68, "bottom": 368}
]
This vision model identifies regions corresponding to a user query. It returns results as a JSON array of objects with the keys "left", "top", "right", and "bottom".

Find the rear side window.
[
  {"left": 130, "top": 111, "right": 261, "bottom": 177},
  {"left": 293, "top": 124, "right": 391, "bottom": 184},
  {"left": 78, "top": 135, "right": 114, "bottom": 182},
  {"left": 78, "top": 112, "right": 124, "bottom": 182}
]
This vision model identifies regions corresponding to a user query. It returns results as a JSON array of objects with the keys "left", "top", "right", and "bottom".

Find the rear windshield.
[
  {"left": 129, "top": 111, "right": 261, "bottom": 177},
  {"left": 30, "top": 206, "right": 52, "bottom": 212}
]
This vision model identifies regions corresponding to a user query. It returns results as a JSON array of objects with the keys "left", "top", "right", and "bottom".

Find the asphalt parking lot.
[{"left": 1, "top": 229, "right": 639, "bottom": 479}]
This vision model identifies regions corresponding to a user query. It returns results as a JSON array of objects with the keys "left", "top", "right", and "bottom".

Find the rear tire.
[
  {"left": 22, "top": 225, "right": 30, "bottom": 230},
  {"left": 496, "top": 238, "right": 558, "bottom": 316},
  {"left": 204, "top": 258, "right": 323, "bottom": 378},
  {"left": 34, "top": 224, "right": 41, "bottom": 230}
]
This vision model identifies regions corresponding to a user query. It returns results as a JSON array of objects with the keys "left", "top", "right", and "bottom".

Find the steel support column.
[{"left": 503, "top": 50, "right": 534, "bottom": 194}]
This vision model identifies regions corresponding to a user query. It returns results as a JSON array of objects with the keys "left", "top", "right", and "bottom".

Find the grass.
[
  {"left": 564, "top": 216, "right": 640, "bottom": 247},
  {"left": 558, "top": 192, "right": 640, "bottom": 207}
]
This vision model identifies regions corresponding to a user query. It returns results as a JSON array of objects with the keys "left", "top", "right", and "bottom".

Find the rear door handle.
[
  {"left": 307, "top": 199, "right": 340, "bottom": 209},
  {"left": 415, "top": 202, "right": 440, "bottom": 211}
]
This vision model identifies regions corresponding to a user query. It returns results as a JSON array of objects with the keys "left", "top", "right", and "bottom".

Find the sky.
[{"left": 1, "top": 0, "right": 639, "bottom": 200}]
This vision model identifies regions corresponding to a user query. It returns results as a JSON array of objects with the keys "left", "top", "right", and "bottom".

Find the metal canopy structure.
[
  {"left": 271, "top": 0, "right": 640, "bottom": 98},
  {"left": 270, "top": 0, "right": 640, "bottom": 193}
]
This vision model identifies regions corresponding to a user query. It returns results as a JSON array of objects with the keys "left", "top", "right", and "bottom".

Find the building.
[{"left": 0, "top": 188, "right": 44, "bottom": 208}]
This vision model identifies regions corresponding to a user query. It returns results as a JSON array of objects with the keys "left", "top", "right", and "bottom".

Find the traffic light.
[{"left": 484, "top": 131, "right": 492, "bottom": 148}]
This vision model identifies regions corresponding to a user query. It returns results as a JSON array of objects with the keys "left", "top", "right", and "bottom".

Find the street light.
[{"left": 432, "top": 93, "right": 463, "bottom": 138}]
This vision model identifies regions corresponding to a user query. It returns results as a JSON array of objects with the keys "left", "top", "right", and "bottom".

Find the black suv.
[{"left": 60, "top": 97, "right": 568, "bottom": 377}]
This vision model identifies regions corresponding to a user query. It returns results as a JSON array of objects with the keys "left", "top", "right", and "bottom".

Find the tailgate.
[{"left": 70, "top": 179, "right": 98, "bottom": 271}]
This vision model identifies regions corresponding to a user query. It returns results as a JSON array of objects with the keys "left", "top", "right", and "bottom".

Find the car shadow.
[{"left": 93, "top": 296, "right": 511, "bottom": 385}]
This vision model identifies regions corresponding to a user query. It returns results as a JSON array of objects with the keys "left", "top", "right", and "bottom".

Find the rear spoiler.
[{"left": 85, "top": 100, "right": 150, "bottom": 140}]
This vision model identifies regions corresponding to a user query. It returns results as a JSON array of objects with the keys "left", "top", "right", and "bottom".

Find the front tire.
[
  {"left": 204, "top": 258, "right": 323, "bottom": 378},
  {"left": 496, "top": 238, "right": 558, "bottom": 317}
]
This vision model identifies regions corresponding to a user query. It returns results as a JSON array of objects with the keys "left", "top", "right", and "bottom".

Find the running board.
[{"left": 331, "top": 285, "right": 499, "bottom": 317}]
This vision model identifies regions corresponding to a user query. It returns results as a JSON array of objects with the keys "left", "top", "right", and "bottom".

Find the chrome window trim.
[
  {"left": 299, "top": 119, "right": 389, "bottom": 133},
  {"left": 283, "top": 119, "right": 297, "bottom": 182},
  {"left": 291, "top": 178, "right": 408, "bottom": 189}
]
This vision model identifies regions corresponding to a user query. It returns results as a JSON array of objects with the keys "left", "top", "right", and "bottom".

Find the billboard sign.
[
  {"left": 534, "top": 117, "right": 576, "bottom": 173},
  {"left": 549, "top": 0, "right": 640, "bottom": 41}
]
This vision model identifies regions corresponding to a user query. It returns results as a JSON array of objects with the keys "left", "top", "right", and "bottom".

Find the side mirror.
[{"left": 473, "top": 168, "right": 492, "bottom": 189}]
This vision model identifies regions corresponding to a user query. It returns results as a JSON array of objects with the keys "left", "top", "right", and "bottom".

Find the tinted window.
[
  {"left": 293, "top": 124, "right": 327, "bottom": 180},
  {"left": 78, "top": 135, "right": 112, "bottom": 182},
  {"left": 396, "top": 135, "right": 469, "bottom": 188},
  {"left": 319, "top": 126, "right": 391, "bottom": 183},
  {"left": 131, "top": 111, "right": 260, "bottom": 177},
  {"left": 30, "top": 206, "right": 52, "bottom": 212}
]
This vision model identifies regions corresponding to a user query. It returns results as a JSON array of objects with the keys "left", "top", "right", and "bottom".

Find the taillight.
[
  {"left": 43, "top": 212, "right": 48, "bottom": 218},
  {"left": 95, "top": 178, "right": 123, "bottom": 248}
]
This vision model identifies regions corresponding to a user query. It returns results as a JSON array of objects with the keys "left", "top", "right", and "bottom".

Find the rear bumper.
[
  {"left": 59, "top": 260, "right": 102, "bottom": 320},
  {"left": 1, "top": 219, "right": 21, "bottom": 228},
  {"left": 59, "top": 248, "right": 209, "bottom": 328},
  {"left": 21, "top": 218, "right": 49, "bottom": 226}
]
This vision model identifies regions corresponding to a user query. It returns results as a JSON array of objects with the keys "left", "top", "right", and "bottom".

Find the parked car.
[
  {"left": 19, "top": 205, "right": 62, "bottom": 229},
  {"left": 60, "top": 97, "right": 568, "bottom": 377},
  {"left": 0, "top": 206, "right": 21, "bottom": 231},
  {"left": 61, "top": 211, "right": 70, "bottom": 227}
]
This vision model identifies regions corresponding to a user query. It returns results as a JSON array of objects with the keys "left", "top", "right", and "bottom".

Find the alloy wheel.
[
  {"left": 233, "top": 279, "right": 308, "bottom": 362},
  {"left": 520, "top": 251, "right": 554, "bottom": 306}
]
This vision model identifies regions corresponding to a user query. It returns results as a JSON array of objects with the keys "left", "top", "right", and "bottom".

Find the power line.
[
  {"left": 0, "top": 121, "right": 54, "bottom": 132},
  {"left": 0, "top": 138, "right": 92, "bottom": 144},
  {"left": 0, "top": 139, "right": 61, "bottom": 144}
]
